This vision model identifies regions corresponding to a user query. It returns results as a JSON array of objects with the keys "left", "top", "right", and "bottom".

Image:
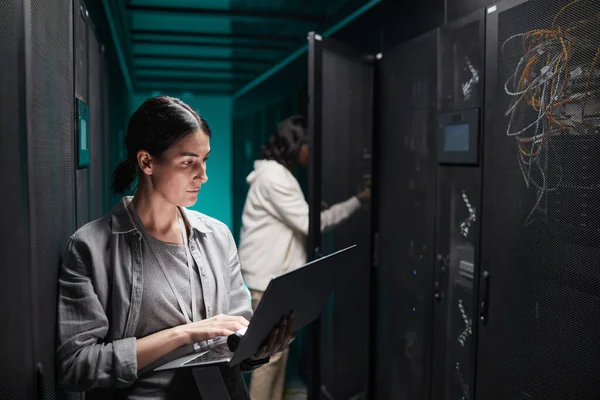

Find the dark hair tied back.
[
  {"left": 261, "top": 115, "right": 308, "bottom": 169},
  {"left": 112, "top": 95, "right": 211, "bottom": 194},
  {"left": 112, "top": 159, "right": 137, "bottom": 194}
]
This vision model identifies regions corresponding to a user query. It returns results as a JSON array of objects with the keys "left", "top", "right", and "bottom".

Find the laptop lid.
[
  {"left": 154, "top": 245, "right": 357, "bottom": 371},
  {"left": 229, "top": 244, "right": 357, "bottom": 366}
]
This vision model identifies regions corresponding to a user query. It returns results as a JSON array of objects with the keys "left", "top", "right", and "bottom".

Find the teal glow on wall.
[{"left": 131, "top": 93, "right": 234, "bottom": 230}]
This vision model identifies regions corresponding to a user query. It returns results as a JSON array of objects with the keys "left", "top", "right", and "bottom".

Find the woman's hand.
[
  {"left": 176, "top": 314, "right": 249, "bottom": 345},
  {"left": 136, "top": 314, "right": 249, "bottom": 370},
  {"left": 251, "top": 313, "right": 296, "bottom": 360},
  {"left": 357, "top": 188, "right": 371, "bottom": 204}
]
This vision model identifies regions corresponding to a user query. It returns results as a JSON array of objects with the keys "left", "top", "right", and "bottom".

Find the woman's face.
[
  {"left": 142, "top": 129, "right": 210, "bottom": 207},
  {"left": 297, "top": 143, "right": 309, "bottom": 168}
]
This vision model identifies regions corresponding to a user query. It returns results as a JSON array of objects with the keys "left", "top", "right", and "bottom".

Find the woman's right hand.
[
  {"left": 175, "top": 314, "right": 250, "bottom": 345},
  {"left": 136, "top": 314, "right": 249, "bottom": 370},
  {"left": 357, "top": 188, "right": 371, "bottom": 204}
]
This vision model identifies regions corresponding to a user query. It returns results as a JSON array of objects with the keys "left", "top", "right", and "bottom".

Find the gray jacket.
[{"left": 56, "top": 197, "right": 252, "bottom": 394}]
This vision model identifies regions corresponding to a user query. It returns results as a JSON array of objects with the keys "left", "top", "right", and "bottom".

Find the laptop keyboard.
[{"left": 183, "top": 343, "right": 234, "bottom": 366}]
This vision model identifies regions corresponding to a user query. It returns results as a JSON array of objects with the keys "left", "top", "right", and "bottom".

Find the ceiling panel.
[
  {"left": 126, "top": 0, "right": 373, "bottom": 94},
  {"left": 133, "top": 43, "right": 286, "bottom": 59}
]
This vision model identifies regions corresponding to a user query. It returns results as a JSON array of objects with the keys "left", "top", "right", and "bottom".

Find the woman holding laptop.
[{"left": 56, "top": 96, "right": 293, "bottom": 399}]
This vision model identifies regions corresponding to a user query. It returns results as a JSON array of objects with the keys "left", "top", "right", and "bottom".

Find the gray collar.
[{"left": 110, "top": 196, "right": 212, "bottom": 235}]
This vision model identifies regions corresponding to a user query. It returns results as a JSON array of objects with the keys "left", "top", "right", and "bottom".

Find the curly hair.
[{"left": 260, "top": 115, "right": 308, "bottom": 169}]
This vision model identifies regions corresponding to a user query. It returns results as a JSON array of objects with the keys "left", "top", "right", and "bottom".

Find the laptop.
[{"left": 155, "top": 244, "right": 357, "bottom": 371}]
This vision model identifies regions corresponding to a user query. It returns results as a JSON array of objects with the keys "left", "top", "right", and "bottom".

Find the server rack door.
[
  {"left": 0, "top": 1, "right": 35, "bottom": 398},
  {"left": 477, "top": 0, "right": 600, "bottom": 399},
  {"left": 307, "top": 32, "right": 374, "bottom": 400},
  {"left": 431, "top": 10, "right": 485, "bottom": 400},
  {"left": 28, "top": 0, "right": 78, "bottom": 398},
  {"left": 374, "top": 30, "right": 439, "bottom": 400}
]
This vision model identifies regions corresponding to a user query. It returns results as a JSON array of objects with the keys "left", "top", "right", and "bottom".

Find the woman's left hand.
[{"left": 251, "top": 313, "right": 295, "bottom": 360}]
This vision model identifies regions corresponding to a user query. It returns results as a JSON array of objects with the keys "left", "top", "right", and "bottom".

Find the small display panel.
[
  {"left": 77, "top": 98, "right": 90, "bottom": 168},
  {"left": 437, "top": 108, "right": 480, "bottom": 165},
  {"left": 444, "top": 123, "right": 470, "bottom": 152}
]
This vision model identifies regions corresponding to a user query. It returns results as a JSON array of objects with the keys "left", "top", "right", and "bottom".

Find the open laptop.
[{"left": 155, "top": 244, "right": 357, "bottom": 371}]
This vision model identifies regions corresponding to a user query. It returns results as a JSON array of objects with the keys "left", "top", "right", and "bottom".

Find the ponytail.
[{"left": 112, "top": 159, "right": 137, "bottom": 194}]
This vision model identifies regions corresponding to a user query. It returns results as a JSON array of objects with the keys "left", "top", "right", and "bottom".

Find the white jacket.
[{"left": 238, "top": 160, "right": 362, "bottom": 291}]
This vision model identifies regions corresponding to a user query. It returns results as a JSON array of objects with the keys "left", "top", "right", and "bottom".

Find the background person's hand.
[
  {"left": 357, "top": 188, "right": 371, "bottom": 204},
  {"left": 251, "top": 313, "right": 295, "bottom": 360},
  {"left": 176, "top": 314, "right": 249, "bottom": 345}
]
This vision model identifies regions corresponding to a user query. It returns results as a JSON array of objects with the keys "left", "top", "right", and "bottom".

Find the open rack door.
[
  {"left": 307, "top": 32, "right": 375, "bottom": 400},
  {"left": 374, "top": 29, "right": 439, "bottom": 400}
]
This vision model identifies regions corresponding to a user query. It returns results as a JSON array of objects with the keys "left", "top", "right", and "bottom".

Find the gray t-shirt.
[{"left": 119, "top": 206, "right": 206, "bottom": 399}]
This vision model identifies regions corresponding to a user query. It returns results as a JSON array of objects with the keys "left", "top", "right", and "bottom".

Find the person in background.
[
  {"left": 238, "top": 115, "right": 370, "bottom": 400},
  {"left": 56, "top": 96, "right": 293, "bottom": 400}
]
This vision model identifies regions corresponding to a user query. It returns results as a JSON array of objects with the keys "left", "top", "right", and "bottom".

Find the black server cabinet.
[
  {"left": 307, "top": 32, "right": 375, "bottom": 400},
  {"left": 28, "top": 0, "right": 79, "bottom": 398},
  {"left": 374, "top": 30, "right": 439, "bottom": 400},
  {"left": 477, "top": 0, "right": 600, "bottom": 399},
  {"left": 431, "top": 10, "right": 486, "bottom": 400},
  {"left": 0, "top": 0, "right": 36, "bottom": 399}
]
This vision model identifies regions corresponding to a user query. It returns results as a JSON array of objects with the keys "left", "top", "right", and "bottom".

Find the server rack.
[{"left": 477, "top": 0, "right": 600, "bottom": 398}]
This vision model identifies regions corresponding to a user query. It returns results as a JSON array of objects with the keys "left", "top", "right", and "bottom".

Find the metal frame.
[
  {"left": 135, "top": 76, "right": 248, "bottom": 84},
  {"left": 134, "top": 54, "right": 273, "bottom": 65},
  {"left": 307, "top": 31, "right": 323, "bottom": 400},
  {"left": 131, "top": 29, "right": 302, "bottom": 43},
  {"left": 319, "top": 35, "right": 375, "bottom": 64},
  {"left": 135, "top": 85, "right": 234, "bottom": 95},
  {"left": 135, "top": 65, "right": 258, "bottom": 76},
  {"left": 136, "top": 80, "right": 235, "bottom": 88},
  {"left": 368, "top": 55, "right": 381, "bottom": 400},
  {"left": 132, "top": 38, "right": 291, "bottom": 52},
  {"left": 126, "top": 4, "right": 324, "bottom": 22},
  {"left": 475, "top": 0, "right": 529, "bottom": 398}
]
